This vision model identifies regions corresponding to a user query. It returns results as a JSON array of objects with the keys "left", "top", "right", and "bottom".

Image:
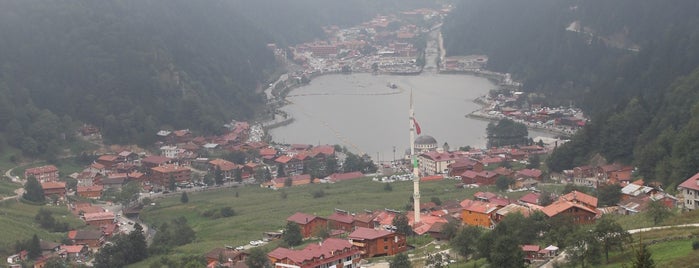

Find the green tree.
[
  {"left": 526, "top": 154, "right": 541, "bottom": 169},
  {"left": 430, "top": 196, "right": 442, "bottom": 206},
  {"left": 647, "top": 200, "right": 672, "bottom": 225},
  {"left": 631, "top": 241, "right": 655, "bottom": 268},
  {"left": 383, "top": 183, "right": 393, "bottom": 191},
  {"left": 180, "top": 192, "right": 189, "bottom": 203},
  {"left": 594, "top": 217, "right": 630, "bottom": 263},
  {"left": 118, "top": 181, "right": 141, "bottom": 207},
  {"left": 490, "top": 235, "right": 524, "bottom": 268},
  {"left": 392, "top": 213, "right": 412, "bottom": 236},
  {"left": 440, "top": 218, "right": 459, "bottom": 241},
  {"left": 495, "top": 175, "right": 513, "bottom": 191},
  {"left": 215, "top": 167, "right": 224, "bottom": 185},
  {"left": 23, "top": 176, "right": 45, "bottom": 203},
  {"left": 451, "top": 226, "right": 482, "bottom": 259},
  {"left": 43, "top": 257, "right": 66, "bottom": 268},
  {"left": 566, "top": 228, "right": 602, "bottom": 268},
  {"left": 127, "top": 223, "right": 149, "bottom": 263},
  {"left": 28, "top": 234, "right": 42, "bottom": 259},
  {"left": 597, "top": 183, "right": 622, "bottom": 207},
  {"left": 283, "top": 222, "right": 303, "bottom": 246},
  {"left": 246, "top": 248, "right": 270, "bottom": 268},
  {"left": 168, "top": 175, "right": 177, "bottom": 191},
  {"left": 234, "top": 168, "right": 243, "bottom": 182},
  {"left": 486, "top": 119, "right": 528, "bottom": 147},
  {"left": 389, "top": 253, "right": 411, "bottom": 268}
]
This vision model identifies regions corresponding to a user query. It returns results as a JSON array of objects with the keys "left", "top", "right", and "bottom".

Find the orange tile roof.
[
  {"left": 41, "top": 181, "right": 66, "bottom": 189},
  {"left": 460, "top": 200, "right": 498, "bottom": 214},
  {"left": 560, "top": 190, "right": 598, "bottom": 208},
  {"left": 209, "top": 158, "right": 238, "bottom": 171},
  {"left": 541, "top": 200, "right": 596, "bottom": 217}
]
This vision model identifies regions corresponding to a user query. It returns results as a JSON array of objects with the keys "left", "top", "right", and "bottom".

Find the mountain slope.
[
  {"left": 0, "top": 1, "right": 277, "bottom": 153},
  {"left": 442, "top": 0, "right": 699, "bottom": 187}
]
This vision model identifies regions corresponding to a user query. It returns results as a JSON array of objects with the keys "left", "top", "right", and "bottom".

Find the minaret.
[{"left": 410, "top": 90, "right": 421, "bottom": 224}]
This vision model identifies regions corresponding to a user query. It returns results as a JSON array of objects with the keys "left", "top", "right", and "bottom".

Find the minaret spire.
[{"left": 410, "top": 90, "right": 420, "bottom": 224}]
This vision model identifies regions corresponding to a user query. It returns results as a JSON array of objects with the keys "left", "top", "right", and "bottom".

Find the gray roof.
[{"left": 415, "top": 135, "right": 437, "bottom": 145}]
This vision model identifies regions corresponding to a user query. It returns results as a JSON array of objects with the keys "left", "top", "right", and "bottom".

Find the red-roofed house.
[
  {"left": 67, "top": 230, "right": 104, "bottom": 248},
  {"left": 519, "top": 192, "right": 542, "bottom": 206},
  {"left": 465, "top": 171, "right": 498, "bottom": 185},
  {"left": 61, "top": 244, "right": 89, "bottom": 260},
  {"left": 352, "top": 212, "right": 379, "bottom": 229},
  {"left": 328, "top": 211, "right": 354, "bottom": 232},
  {"left": 77, "top": 185, "right": 103, "bottom": 199},
  {"left": 559, "top": 191, "right": 598, "bottom": 210},
  {"left": 204, "top": 248, "right": 246, "bottom": 266},
  {"left": 678, "top": 172, "right": 699, "bottom": 210},
  {"left": 310, "top": 145, "right": 335, "bottom": 159},
  {"left": 275, "top": 155, "right": 303, "bottom": 176},
  {"left": 460, "top": 200, "right": 498, "bottom": 228},
  {"left": 348, "top": 227, "right": 407, "bottom": 257},
  {"left": 541, "top": 200, "right": 597, "bottom": 224},
  {"left": 24, "top": 165, "right": 59, "bottom": 182},
  {"left": 96, "top": 154, "right": 121, "bottom": 169},
  {"left": 41, "top": 181, "right": 66, "bottom": 198},
  {"left": 516, "top": 169, "right": 543, "bottom": 181},
  {"left": 83, "top": 211, "right": 115, "bottom": 227},
  {"left": 209, "top": 158, "right": 239, "bottom": 179},
  {"left": 267, "top": 238, "right": 361, "bottom": 268},
  {"left": 447, "top": 159, "right": 484, "bottom": 176},
  {"left": 149, "top": 164, "right": 191, "bottom": 186},
  {"left": 141, "top": 155, "right": 172, "bottom": 169},
  {"left": 522, "top": 245, "right": 541, "bottom": 262},
  {"left": 287, "top": 212, "right": 328, "bottom": 238}
]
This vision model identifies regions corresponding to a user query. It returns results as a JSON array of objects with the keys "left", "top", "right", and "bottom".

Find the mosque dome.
[
  {"left": 414, "top": 135, "right": 437, "bottom": 145},
  {"left": 414, "top": 135, "right": 438, "bottom": 153}
]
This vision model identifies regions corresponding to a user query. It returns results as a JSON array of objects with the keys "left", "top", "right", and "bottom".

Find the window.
[
  {"left": 384, "top": 238, "right": 388, "bottom": 242},
  {"left": 384, "top": 246, "right": 388, "bottom": 250}
]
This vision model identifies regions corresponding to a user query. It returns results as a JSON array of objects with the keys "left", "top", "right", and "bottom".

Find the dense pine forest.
[{"left": 443, "top": 0, "right": 699, "bottom": 188}]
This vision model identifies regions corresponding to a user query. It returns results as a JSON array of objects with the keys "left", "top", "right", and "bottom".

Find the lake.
[{"left": 269, "top": 72, "right": 545, "bottom": 162}]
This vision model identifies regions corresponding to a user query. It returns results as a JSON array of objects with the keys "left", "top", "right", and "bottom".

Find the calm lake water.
[{"left": 270, "top": 73, "right": 544, "bottom": 161}]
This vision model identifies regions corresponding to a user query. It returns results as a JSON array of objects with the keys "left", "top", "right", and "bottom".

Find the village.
[
  {"left": 2, "top": 4, "right": 694, "bottom": 268},
  {"left": 6, "top": 110, "right": 699, "bottom": 268}
]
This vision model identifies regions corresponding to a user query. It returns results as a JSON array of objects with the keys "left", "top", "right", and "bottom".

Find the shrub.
[
  {"left": 693, "top": 241, "right": 699, "bottom": 250},
  {"left": 311, "top": 189, "right": 325, "bottom": 198}
]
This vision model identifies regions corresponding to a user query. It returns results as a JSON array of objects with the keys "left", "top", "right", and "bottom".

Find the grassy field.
[
  {"left": 130, "top": 179, "right": 569, "bottom": 267},
  {"left": 132, "top": 178, "right": 556, "bottom": 267},
  {"left": 0, "top": 179, "right": 20, "bottom": 198},
  {"left": 0, "top": 200, "right": 87, "bottom": 257}
]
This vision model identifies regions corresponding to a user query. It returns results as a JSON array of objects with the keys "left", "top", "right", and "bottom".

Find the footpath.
[{"left": 539, "top": 223, "right": 699, "bottom": 268}]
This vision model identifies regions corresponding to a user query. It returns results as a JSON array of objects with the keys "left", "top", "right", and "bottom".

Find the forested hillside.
[
  {"left": 0, "top": 1, "right": 277, "bottom": 158},
  {"left": 443, "top": 0, "right": 699, "bottom": 188},
  {"left": 0, "top": 0, "right": 436, "bottom": 161}
]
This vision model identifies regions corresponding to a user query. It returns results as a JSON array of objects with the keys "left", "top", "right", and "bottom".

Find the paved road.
[{"left": 539, "top": 223, "right": 699, "bottom": 268}]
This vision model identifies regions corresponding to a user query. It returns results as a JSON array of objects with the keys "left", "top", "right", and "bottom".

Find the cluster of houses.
[
  {"left": 205, "top": 188, "right": 600, "bottom": 268},
  {"left": 268, "top": 7, "right": 451, "bottom": 91},
  {"left": 7, "top": 201, "right": 119, "bottom": 267},
  {"left": 412, "top": 138, "right": 547, "bottom": 190},
  {"left": 471, "top": 88, "right": 588, "bottom": 136}
]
